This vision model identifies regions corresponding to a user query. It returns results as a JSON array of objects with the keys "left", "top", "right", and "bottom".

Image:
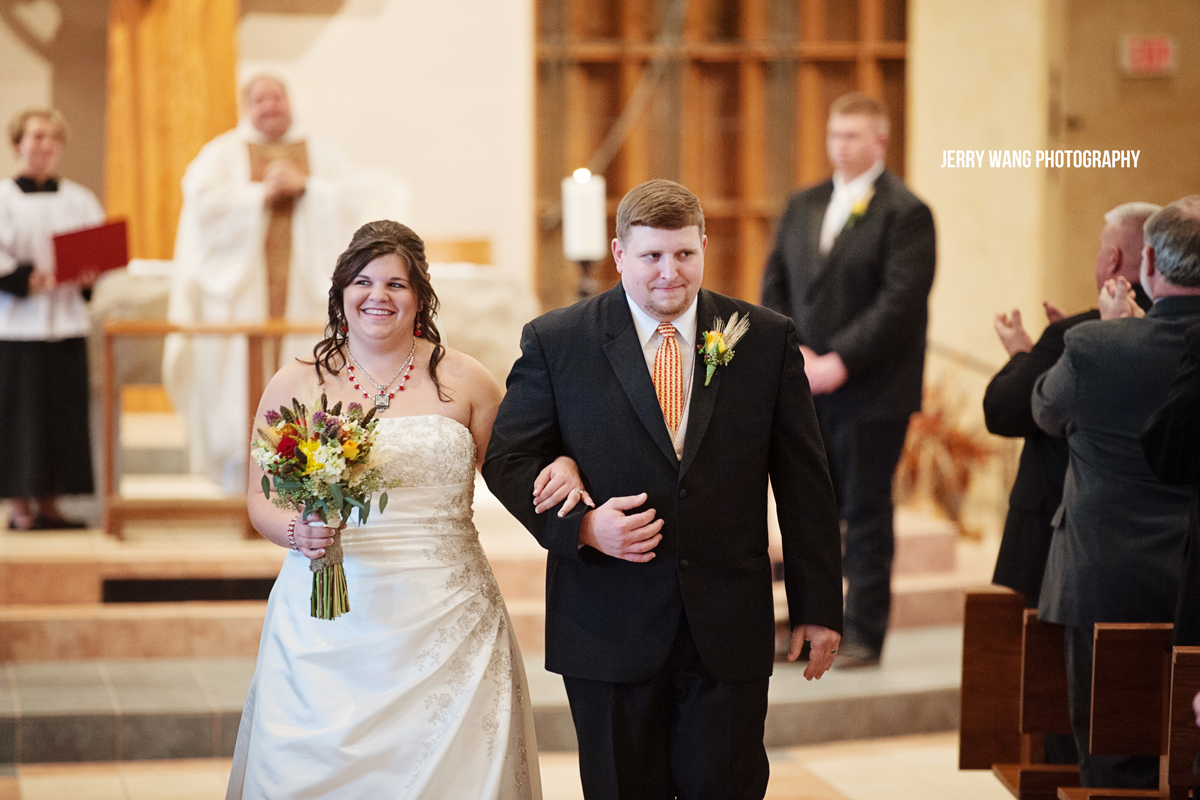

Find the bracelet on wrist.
[{"left": 286, "top": 516, "right": 299, "bottom": 551}]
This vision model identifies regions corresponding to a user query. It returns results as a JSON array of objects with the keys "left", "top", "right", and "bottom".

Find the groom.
[{"left": 484, "top": 179, "right": 843, "bottom": 799}]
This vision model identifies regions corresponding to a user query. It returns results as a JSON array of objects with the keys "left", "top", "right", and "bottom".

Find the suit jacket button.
[
  {"left": 680, "top": 559, "right": 690, "bottom": 568},
  {"left": 678, "top": 488, "right": 688, "bottom": 499}
]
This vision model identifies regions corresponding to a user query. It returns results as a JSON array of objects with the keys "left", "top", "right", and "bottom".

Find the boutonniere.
[
  {"left": 844, "top": 186, "right": 875, "bottom": 231},
  {"left": 697, "top": 312, "right": 751, "bottom": 386}
]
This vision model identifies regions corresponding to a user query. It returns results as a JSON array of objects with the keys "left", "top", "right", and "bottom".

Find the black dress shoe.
[{"left": 831, "top": 642, "right": 881, "bottom": 670}]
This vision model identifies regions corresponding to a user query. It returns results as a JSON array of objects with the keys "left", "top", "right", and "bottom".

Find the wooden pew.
[
  {"left": 991, "top": 610, "right": 1081, "bottom": 800},
  {"left": 1164, "top": 647, "right": 1200, "bottom": 800},
  {"left": 961, "top": 587, "right": 1025, "bottom": 769},
  {"left": 1055, "top": 624, "right": 1177, "bottom": 800},
  {"left": 960, "top": 587, "right": 1080, "bottom": 799}
]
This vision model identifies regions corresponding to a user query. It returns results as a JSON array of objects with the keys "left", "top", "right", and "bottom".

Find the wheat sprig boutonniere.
[{"left": 698, "top": 312, "right": 750, "bottom": 386}]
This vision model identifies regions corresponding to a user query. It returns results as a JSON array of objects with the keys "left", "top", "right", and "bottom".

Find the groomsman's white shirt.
[{"left": 819, "top": 159, "right": 884, "bottom": 256}]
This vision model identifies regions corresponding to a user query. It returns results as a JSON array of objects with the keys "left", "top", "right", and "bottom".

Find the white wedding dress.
[{"left": 227, "top": 415, "right": 541, "bottom": 799}]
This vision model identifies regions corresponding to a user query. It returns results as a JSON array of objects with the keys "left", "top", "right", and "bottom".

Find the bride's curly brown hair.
[{"left": 310, "top": 220, "right": 447, "bottom": 400}]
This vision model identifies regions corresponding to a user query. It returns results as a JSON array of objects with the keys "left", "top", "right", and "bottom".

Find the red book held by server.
[{"left": 53, "top": 219, "right": 129, "bottom": 282}]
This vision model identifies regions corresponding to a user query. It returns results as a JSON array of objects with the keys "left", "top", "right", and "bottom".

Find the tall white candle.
[{"left": 561, "top": 169, "right": 608, "bottom": 261}]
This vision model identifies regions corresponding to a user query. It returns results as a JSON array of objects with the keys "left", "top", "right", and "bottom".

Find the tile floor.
[{"left": 8, "top": 732, "right": 1014, "bottom": 799}]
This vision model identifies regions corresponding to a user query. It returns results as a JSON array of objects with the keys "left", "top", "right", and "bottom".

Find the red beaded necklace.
[{"left": 346, "top": 339, "right": 417, "bottom": 411}]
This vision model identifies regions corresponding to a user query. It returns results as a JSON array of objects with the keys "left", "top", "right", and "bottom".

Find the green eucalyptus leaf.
[
  {"left": 261, "top": 475, "right": 271, "bottom": 498},
  {"left": 379, "top": 492, "right": 389, "bottom": 513}
]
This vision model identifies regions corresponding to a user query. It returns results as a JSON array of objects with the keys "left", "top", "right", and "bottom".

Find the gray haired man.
[{"left": 1032, "top": 196, "right": 1200, "bottom": 788}]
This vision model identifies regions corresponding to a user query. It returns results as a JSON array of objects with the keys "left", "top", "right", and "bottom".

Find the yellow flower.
[
  {"left": 298, "top": 438, "right": 324, "bottom": 476},
  {"left": 704, "top": 330, "right": 728, "bottom": 355},
  {"left": 851, "top": 198, "right": 870, "bottom": 216},
  {"left": 342, "top": 440, "right": 360, "bottom": 461}
]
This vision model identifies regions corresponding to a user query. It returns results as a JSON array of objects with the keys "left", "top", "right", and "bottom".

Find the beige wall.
[
  {"left": 239, "top": 0, "right": 535, "bottom": 281},
  {"left": 909, "top": 0, "right": 1053, "bottom": 371},
  {"left": 908, "top": 0, "right": 1055, "bottom": 536}
]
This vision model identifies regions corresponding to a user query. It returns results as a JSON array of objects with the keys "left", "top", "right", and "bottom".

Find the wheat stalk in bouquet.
[{"left": 251, "top": 393, "right": 392, "bottom": 619}]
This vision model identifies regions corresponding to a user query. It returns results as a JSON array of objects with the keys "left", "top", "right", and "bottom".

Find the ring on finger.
[{"left": 570, "top": 488, "right": 583, "bottom": 495}]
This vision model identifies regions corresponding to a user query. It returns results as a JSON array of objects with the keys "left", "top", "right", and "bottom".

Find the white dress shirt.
[
  {"left": 626, "top": 293, "right": 698, "bottom": 460},
  {"left": 818, "top": 160, "right": 884, "bottom": 256}
]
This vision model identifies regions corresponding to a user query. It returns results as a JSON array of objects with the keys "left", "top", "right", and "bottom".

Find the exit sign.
[{"left": 1119, "top": 36, "right": 1177, "bottom": 77}]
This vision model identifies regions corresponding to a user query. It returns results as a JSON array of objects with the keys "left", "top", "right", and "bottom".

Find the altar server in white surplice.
[{"left": 165, "top": 74, "right": 397, "bottom": 492}]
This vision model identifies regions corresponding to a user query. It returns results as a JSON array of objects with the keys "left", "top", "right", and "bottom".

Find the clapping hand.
[
  {"left": 533, "top": 456, "right": 594, "bottom": 517},
  {"left": 790, "top": 624, "right": 841, "bottom": 680},
  {"left": 1099, "top": 277, "right": 1144, "bottom": 320},
  {"left": 578, "top": 492, "right": 663, "bottom": 562},
  {"left": 1043, "top": 301, "right": 1067, "bottom": 324},
  {"left": 993, "top": 309, "right": 1034, "bottom": 356}
]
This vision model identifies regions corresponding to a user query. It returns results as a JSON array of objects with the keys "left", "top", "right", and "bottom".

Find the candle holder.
[{"left": 562, "top": 168, "right": 608, "bottom": 301}]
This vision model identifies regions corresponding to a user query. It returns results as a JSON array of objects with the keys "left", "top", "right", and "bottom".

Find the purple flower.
[
  {"left": 311, "top": 410, "right": 330, "bottom": 427},
  {"left": 264, "top": 409, "right": 282, "bottom": 425}
]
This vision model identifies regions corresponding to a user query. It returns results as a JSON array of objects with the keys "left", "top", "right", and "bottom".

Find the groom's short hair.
[{"left": 616, "top": 179, "right": 705, "bottom": 244}]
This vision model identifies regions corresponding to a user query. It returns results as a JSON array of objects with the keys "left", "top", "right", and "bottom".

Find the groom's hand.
[
  {"left": 790, "top": 624, "right": 841, "bottom": 680},
  {"left": 578, "top": 493, "right": 663, "bottom": 562}
]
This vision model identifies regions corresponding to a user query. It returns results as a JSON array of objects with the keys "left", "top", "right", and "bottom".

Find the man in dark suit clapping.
[
  {"left": 985, "top": 202, "right": 1157, "bottom": 610},
  {"left": 485, "top": 179, "right": 844, "bottom": 799},
  {"left": 761, "top": 93, "right": 936, "bottom": 667},
  {"left": 1033, "top": 196, "right": 1200, "bottom": 788}
]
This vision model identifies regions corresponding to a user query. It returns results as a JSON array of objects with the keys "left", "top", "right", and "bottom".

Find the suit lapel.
[
  {"left": 601, "top": 286, "right": 679, "bottom": 467},
  {"left": 805, "top": 183, "right": 837, "bottom": 289},
  {"left": 810, "top": 172, "right": 889, "bottom": 294},
  {"left": 679, "top": 290, "right": 721, "bottom": 477}
]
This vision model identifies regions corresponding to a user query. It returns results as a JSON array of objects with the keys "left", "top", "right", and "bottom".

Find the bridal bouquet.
[{"left": 251, "top": 394, "right": 391, "bottom": 620}]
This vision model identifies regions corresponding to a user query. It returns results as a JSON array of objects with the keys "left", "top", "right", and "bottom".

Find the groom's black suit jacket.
[{"left": 483, "top": 284, "right": 843, "bottom": 685}]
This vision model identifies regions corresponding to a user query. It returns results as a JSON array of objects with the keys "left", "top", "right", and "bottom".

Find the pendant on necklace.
[{"left": 374, "top": 394, "right": 390, "bottom": 411}]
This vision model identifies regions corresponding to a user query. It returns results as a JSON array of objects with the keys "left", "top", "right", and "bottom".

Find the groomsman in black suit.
[
  {"left": 484, "top": 179, "right": 843, "bottom": 799},
  {"left": 985, "top": 202, "right": 1157, "bottom": 609},
  {"left": 761, "top": 92, "right": 936, "bottom": 667},
  {"left": 1033, "top": 196, "right": 1200, "bottom": 788}
]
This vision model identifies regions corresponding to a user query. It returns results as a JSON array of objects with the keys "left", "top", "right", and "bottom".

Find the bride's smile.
[{"left": 344, "top": 253, "right": 418, "bottom": 343}]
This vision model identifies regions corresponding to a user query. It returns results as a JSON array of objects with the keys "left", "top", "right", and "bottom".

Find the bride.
[{"left": 227, "top": 220, "right": 588, "bottom": 799}]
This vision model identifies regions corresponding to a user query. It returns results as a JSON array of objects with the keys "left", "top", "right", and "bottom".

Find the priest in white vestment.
[{"left": 165, "top": 75, "right": 396, "bottom": 492}]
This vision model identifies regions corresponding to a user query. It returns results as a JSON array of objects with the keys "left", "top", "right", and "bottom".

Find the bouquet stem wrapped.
[
  {"left": 252, "top": 394, "right": 392, "bottom": 620},
  {"left": 309, "top": 522, "right": 349, "bottom": 619}
]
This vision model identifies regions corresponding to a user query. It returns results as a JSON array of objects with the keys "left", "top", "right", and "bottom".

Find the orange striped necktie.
[{"left": 653, "top": 322, "right": 684, "bottom": 433}]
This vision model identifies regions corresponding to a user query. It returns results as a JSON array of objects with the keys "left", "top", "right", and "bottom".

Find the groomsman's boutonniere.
[
  {"left": 698, "top": 313, "right": 751, "bottom": 386},
  {"left": 844, "top": 187, "right": 875, "bottom": 231}
]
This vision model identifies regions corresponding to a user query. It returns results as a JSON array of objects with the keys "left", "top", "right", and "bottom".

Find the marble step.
[
  {"left": 0, "top": 509, "right": 958, "bottom": 607},
  {"left": 0, "top": 566, "right": 991, "bottom": 663},
  {"left": 0, "top": 626, "right": 962, "bottom": 762}
]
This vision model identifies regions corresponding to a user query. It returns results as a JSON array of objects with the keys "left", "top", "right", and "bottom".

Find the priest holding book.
[
  {"left": 164, "top": 74, "right": 376, "bottom": 492},
  {"left": 0, "top": 109, "right": 105, "bottom": 530}
]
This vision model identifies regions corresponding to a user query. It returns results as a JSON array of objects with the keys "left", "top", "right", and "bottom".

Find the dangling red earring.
[
  {"left": 414, "top": 320, "right": 422, "bottom": 337},
  {"left": 341, "top": 325, "right": 348, "bottom": 333}
]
